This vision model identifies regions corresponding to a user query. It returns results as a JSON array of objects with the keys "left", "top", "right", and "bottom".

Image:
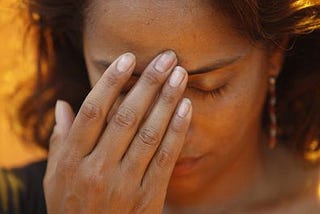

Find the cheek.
[
  {"left": 87, "top": 70, "right": 101, "bottom": 87},
  {"left": 187, "top": 65, "right": 268, "bottom": 147}
]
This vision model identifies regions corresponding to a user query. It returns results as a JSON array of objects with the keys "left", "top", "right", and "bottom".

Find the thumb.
[
  {"left": 54, "top": 100, "right": 75, "bottom": 138},
  {"left": 46, "top": 100, "right": 75, "bottom": 176},
  {"left": 50, "top": 100, "right": 75, "bottom": 149}
]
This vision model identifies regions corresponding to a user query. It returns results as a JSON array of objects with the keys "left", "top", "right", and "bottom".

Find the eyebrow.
[{"left": 93, "top": 54, "right": 243, "bottom": 77}]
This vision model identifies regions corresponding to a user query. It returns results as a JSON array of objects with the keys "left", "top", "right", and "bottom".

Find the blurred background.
[{"left": 0, "top": 0, "right": 46, "bottom": 168}]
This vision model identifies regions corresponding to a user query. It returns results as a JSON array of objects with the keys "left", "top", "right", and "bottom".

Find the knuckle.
[
  {"left": 56, "top": 157, "right": 78, "bottom": 178},
  {"left": 142, "top": 72, "right": 161, "bottom": 86},
  {"left": 108, "top": 187, "right": 121, "bottom": 201},
  {"left": 156, "top": 149, "right": 174, "bottom": 169},
  {"left": 83, "top": 173, "right": 106, "bottom": 194},
  {"left": 131, "top": 196, "right": 150, "bottom": 214},
  {"left": 113, "top": 105, "right": 137, "bottom": 128},
  {"left": 108, "top": 184, "right": 131, "bottom": 202},
  {"left": 138, "top": 127, "right": 159, "bottom": 146},
  {"left": 80, "top": 101, "right": 103, "bottom": 121},
  {"left": 161, "top": 90, "right": 176, "bottom": 104},
  {"left": 121, "top": 160, "right": 137, "bottom": 177}
]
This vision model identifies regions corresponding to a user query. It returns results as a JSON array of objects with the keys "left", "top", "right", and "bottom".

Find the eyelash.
[
  {"left": 118, "top": 75, "right": 229, "bottom": 99},
  {"left": 189, "top": 83, "right": 229, "bottom": 99}
]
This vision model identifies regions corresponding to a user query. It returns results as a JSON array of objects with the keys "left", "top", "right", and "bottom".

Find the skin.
[
  {"left": 44, "top": 0, "right": 320, "bottom": 213},
  {"left": 84, "top": 0, "right": 277, "bottom": 209}
]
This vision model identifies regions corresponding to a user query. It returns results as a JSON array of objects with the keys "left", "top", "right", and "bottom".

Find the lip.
[{"left": 172, "top": 155, "right": 205, "bottom": 177}]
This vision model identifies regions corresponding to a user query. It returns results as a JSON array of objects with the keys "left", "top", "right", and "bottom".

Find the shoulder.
[
  {"left": 259, "top": 189, "right": 320, "bottom": 214},
  {"left": 261, "top": 145, "right": 320, "bottom": 213},
  {"left": 244, "top": 164, "right": 320, "bottom": 213},
  {"left": 0, "top": 160, "right": 47, "bottom": 214}
]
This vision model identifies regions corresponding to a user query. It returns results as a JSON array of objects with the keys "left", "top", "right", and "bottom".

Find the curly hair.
[{"left": 19, "top": 0, "right": 320, "bottom": 162}]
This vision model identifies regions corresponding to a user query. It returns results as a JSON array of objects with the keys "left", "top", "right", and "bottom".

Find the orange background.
[{"left": 0, "top": 1, "right": 46, "bottom": 168}]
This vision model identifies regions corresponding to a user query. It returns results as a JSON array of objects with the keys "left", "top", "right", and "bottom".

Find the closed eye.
[{"left": 189, "top": 83, "right": 229, "bottom": 100}]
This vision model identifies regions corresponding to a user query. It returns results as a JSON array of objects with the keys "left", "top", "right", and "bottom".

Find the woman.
[{"left": 1, "top": 0, "right": 320, "bottom": 213}]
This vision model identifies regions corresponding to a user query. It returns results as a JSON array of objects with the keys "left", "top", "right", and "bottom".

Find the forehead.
[{"left": 83, "top": 0, "right": 250, "bottom": 71}]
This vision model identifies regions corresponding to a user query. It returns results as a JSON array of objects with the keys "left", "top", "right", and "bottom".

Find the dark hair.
[{"left": 19, "top": 0, "right": 320, "bottom": 162}]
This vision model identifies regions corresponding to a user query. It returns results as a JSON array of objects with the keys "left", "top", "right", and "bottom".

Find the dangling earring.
[{"left": 268, "top": 76, "right": 277, "bottom": 148}]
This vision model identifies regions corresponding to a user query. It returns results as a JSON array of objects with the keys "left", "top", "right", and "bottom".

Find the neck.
[{"left": 164, "top": 129, "right": 268, "bottom": 213}]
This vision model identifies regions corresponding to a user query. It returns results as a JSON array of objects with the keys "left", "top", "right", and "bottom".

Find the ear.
[{"left": 266, "top": 38, "right": 290, "bottom": 77}]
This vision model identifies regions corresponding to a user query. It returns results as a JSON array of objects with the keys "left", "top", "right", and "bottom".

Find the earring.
[{"left": 268, "top": 76, "right": 277, "bottom": 149}]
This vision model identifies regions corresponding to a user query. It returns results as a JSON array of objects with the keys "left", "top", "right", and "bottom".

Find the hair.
[{"left": 19, "top": 0, "right": 320, "bottom": 162}]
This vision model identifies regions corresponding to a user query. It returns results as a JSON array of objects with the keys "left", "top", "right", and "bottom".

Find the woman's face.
[{"left": 83, "top": 0, "right": 281, "bottom": 196}]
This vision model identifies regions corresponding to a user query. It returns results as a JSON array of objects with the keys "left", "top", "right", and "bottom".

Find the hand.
[{"left": 44, "top": 50, "right": 192, "bottom": 214}]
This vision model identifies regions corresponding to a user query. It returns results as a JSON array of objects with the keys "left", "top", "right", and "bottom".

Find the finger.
[
  {"left": 141, "top": 98, "right": 192, "bottom": 191},
  {"left": 65, "top": 53, "right": 136, "bottom": 158},
  {"left": 121, "top": 66, "right": 188, "bottom": 182},
  {"left": 90, "top": 50, "right": 177, "bottom": 164},
  {"left": 47, "top": 100, "right": 75, "bottom": 173},
  {"left": 49, "top": 100, "right": 75, "bottom": 154}
]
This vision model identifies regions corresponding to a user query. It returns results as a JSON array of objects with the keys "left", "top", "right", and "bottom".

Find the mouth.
[
  {"left": 176, "top": 155, "right": 204, "bottom": 164},
  {"left": 172, "top": 155, "right": 206, "bottom": 177}
]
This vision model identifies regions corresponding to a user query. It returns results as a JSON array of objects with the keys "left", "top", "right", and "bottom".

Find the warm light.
[
  {"left": 304, "top": 140, "right": 320, "bottom": 163},
  {"left": 293, "top": 0, "right": 314, "bottom": 8},
  {"left": 0, "top": 0, "right": 47, "bottom": 167},
  {"left": 31, "top": 12, "right": 40, "bottom": 21},
  {"left": 318, "top": 182, "right": 320, "bottom": 200},
  {"left": 310, "top": 140, "right": 319, "bottom": 151}
]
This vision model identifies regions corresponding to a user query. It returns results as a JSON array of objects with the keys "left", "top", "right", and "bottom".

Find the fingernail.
[
  {"left": 116, "top": 53, "right": 135, "bottom": 72},
  {"left": 55, "top": 100, "right": 64, "bottom": 125},
  {"left": 154, "top": 50, "right": 176, "bottom": 73},
  {"left": 169, "top": 66, "right": 185, "bottom": 87},
  {"left": 177, "top": 98, "right": 191, "bottom": 118}
]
